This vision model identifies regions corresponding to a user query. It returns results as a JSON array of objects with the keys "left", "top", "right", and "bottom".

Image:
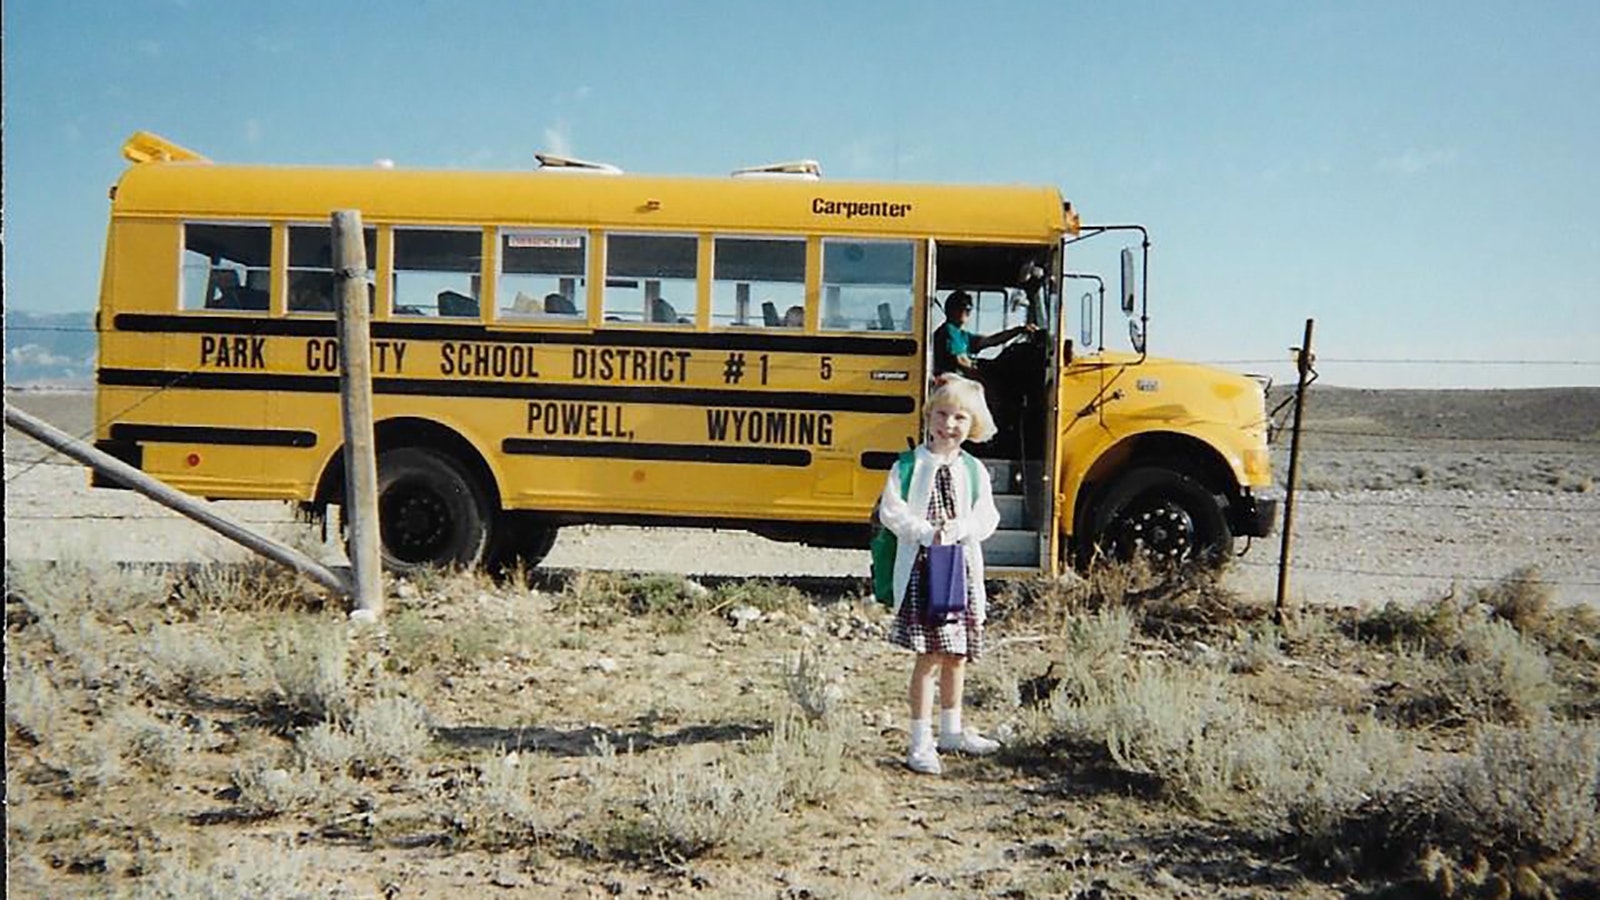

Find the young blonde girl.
[{"left": 877, "top": 373, "right": 1002, "bottom": 774}]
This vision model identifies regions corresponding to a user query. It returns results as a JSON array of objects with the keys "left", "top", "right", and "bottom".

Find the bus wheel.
[
  {"left": 489, "top": 512, "right": 559, "bottom": 572},
  {"left": 1090, "top": 467, "right": 1232, "bottom": 567},
  {"left": 375, "top": 447, "right": 492, "bottom": 573}
]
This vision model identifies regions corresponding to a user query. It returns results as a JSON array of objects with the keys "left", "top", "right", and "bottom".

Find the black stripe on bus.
[
  {"left": 860, "top": 450, "right": 906, "bottom": 471},
  {"left": 109, "top": 423, "right": 318, "bottom": 448},
  {"left": 96, "top": 368, "right": 916, "bottom": 414},
  {"left": 111, "top": 313, "right": 918, "bottom": 356},
  {"left": 502, "top": 438, "right": 811, "bottom": 467}
]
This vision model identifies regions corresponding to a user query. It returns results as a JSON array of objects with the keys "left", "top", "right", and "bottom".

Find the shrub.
[
  {"left": 126, "top": 840, "right": 318, "bottom": 899},
  {"left": 1472, "top": 565, "right": 1550, "bottom": 634},
  {"left": 1335, "top": 723, "right": 1600, "bottom": 888},
  {"left": 784, "top": 648, "right": 845, "bottom": 724},
  {"left": 295, "top": 721, "right": 355, "bottom": 774},
  {"left": 230, "top": 759, "right": 327, "bottom": 816},
  {"left": 609, "top": 755, "right": 784, "bottom": 861},
  {"left": 1393, "top": 616, "right": 1557, "bottom": 727},
  {"left": 266, "top": 620, "right": 352, "bottom": 724},
  {"left": 444, "top": 753, "right": 559, "bottom": 849},
  {"left": 140, "top": 625, "right": 234, "bottom": 696},
  {"left": 7, "top": 559, "right": 172, "bottom": 622},
  {"left": 53, "top": 737, "right": 129, "bottom": 797},
  {"left": 1229, "top": 622, "right": 1284, "bottom": 674},
  {"left": 1053, "top": 657, "right": 1249, "bottom": 804},
  {"left": 557, "top": 572, "right": 719, "bottom": 631},
  {"left": 347, "top": 695, "right": 431, "bottom": 774},
  {"left": 1048, "top": 607, "right": 1137, "bottom": 711},
  {"left": 5, "top": 667, "right": 61, "bottom": 744},
  {"left": 1242, "top": 709, "right": 1415, "bottom": 855},
  {"left": 1360, "top": 592, "right": 1559, "bottom": 727},
  {"left": 113, "top": 709, "right": 197, "bottom": 776},
  {"left": 760, "top": 714, "right": 852, "bottom": 809},
  {"left": 174, "top": 554, "right": 326, "bottom": 613}
]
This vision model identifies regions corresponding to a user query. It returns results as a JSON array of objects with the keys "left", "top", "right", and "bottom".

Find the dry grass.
[{"left": 6, "top": 558, "right": 1598, "bottom": 899}]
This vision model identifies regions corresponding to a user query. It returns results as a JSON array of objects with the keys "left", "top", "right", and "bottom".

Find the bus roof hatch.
[{"left": 731, "top": 160, "right": 822, "bottom": 181}]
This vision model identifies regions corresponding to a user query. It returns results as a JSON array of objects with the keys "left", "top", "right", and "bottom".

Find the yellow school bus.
[{"left": 93, "top": 131, "right": 1275, "bottom": 575}]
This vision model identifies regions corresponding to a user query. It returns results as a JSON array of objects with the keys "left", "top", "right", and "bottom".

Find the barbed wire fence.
[{"left": 6, "top": 331, "right": 1598, "bottom": 592}]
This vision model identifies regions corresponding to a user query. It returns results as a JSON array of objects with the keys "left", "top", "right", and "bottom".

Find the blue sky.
[{"left": 5, "top": 0, "right": 1597, "bottom": 388}]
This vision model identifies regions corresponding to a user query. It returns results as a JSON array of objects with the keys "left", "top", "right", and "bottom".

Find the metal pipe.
[{"left": 1274, "top": 318, "right": 1316, "bottom": 625}]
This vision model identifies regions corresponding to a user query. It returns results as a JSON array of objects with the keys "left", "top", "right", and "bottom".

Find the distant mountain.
[{"left": 4, "top": 310, "right": 96, "bottom": 386}]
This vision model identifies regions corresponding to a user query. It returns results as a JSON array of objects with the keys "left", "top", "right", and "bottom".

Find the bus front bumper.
[{"left": 1230, "top": 493, "right": 1278, "bottom": 538}]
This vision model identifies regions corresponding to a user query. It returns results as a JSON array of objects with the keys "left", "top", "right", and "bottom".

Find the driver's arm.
[{"left": 971, "top": 323, "right": 1038, "bottom": 352}]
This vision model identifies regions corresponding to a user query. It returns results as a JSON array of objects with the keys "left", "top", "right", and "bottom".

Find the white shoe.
[
  {"left": 938, "top": 728, "right": 1001, "bottom": 756},
  {"left": 905, "top": 748, "right": 943, "bottom": 775}
]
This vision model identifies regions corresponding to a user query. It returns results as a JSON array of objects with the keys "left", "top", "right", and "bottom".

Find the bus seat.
[
  {"left": 438, "top": 290, "right": 479, "bottom": 317},
  {"left": 209, "top": 269, "right": 242, "bottom": 309},
  {"left": 544, "top": 292, "right": 578, "bottom": 315},
  {"left": 762, "top": 301, "right": 780, "bottom": 326},
  {"left": 876, "top": 302, "right": 895, "bottom": 330},
  {"left": 650, "top": 296, "right": 678, "bottom": 323}
]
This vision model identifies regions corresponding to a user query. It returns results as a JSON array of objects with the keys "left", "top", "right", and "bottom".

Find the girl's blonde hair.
[{"left": 926, "top": 373, "right": 996, "bottom": 443}]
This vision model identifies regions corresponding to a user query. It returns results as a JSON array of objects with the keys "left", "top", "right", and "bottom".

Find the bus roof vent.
[
  {"left": 535, "top": 152, "right": 623, "bottom": 175},
  {"left": 731, "top": 160, "right": 822, "bottom": 181},
  {"left": 122, "top": 131, "right": 210, "bottom": 164}
]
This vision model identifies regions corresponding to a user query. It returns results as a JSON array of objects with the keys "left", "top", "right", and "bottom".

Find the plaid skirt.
[{"left": 887, "top": 545, "right": 984, "bottom": 661}]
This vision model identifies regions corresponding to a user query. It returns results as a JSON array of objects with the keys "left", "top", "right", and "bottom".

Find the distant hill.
[
  {"left": 1270, "top": 385, "right": 1600, "bottom": 444},
  {"left": 4, "top": 310, "right": 96, "bottom": 386}
]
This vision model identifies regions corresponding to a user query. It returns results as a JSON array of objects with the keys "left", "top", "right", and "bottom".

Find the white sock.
[
  {"left": 940, "top": 708, "right": 962, "bottom": 738},
  {"left": 909, "top": 718, "right": 934, "bottom": 754}
]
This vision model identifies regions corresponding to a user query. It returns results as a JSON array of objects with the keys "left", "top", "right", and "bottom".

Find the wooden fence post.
[{"left": 333, "top": 210, "right": 384, "bottom": 619}]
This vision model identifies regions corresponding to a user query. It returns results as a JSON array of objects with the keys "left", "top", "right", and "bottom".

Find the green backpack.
[{"left": 870, "top": 448, "right": 983, "bottom": 607}]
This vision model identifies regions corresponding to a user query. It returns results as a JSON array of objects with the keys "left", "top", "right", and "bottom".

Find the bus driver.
[{"left": 932, "top": 290, "right": 1037, "bottom": 378}]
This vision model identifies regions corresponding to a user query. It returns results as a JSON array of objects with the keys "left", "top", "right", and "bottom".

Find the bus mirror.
[
  {"left": 1129, "top": 319, "right": 1146, "bottom": 354},
  {"left": 1120, "top": 247, "right": 1136, "bottom": 315},
  {"left": 1080, "top": 291, "right": 1094, "bottom": 347}
]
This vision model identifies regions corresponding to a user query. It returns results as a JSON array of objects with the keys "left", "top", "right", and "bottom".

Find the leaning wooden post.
[
  {"left": 3, "top": 404, "right": 350, "bottom": 595},
  {"left": 1274, "top": 318, "right": 1315, "bottom": 626},
  {"left": 333, "top": 210, "right": 384, "bottom": 619}
]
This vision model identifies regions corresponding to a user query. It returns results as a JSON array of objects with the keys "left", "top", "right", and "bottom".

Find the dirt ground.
[{"left": 4, "top": 387, "right": 1599, "bottom": 898}]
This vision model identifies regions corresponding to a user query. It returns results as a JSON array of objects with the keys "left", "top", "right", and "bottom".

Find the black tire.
[
  {"left": 488, "top": 511, "right": 559, "bottom": 572},
  {"left": 1088, "top": 467, "right": 1233, "bottom": 567},
  {"left": 375, "top": 447, "right": 492, "bottom": 573}
]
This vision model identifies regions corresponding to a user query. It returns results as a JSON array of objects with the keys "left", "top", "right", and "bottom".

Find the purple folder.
[{"left": 924, "top": 543, "right": 967, "bottom": 623}]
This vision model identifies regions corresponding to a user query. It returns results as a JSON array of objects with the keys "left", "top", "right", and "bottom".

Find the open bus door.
[{"left": 924, "top": 238, "right": 1059, "bottom": 574}]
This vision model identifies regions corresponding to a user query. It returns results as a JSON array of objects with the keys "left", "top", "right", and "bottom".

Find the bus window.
[
  {"left": 603, "top": 233, "right": 697, "bottom": 325},
  {"left": 821, "top": 239, "right": 913, "bottom": 333},
  {"left": 287, "top": 224, "right": 376, "bottom": 314},
  {"left": 181, "top": 223, "right": 270, "bottom": 311},
  {"left": 711, "top": 236, "right": 806, "bottom": 329},
  {"left": 394, "top": 228, "right": 483, "bottom": 318},
  {"left": 499, "top": 229, "right": 587, "bottom": 320}
]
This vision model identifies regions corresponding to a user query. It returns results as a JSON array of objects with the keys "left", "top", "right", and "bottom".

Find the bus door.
[{"left": 924, "top": 239, "right": 1059, "bottom": 572}]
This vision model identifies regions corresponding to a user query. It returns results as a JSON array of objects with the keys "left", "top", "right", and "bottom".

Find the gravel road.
[
  {"left": 7, "top": 389, "right": 1597, "bottom": 609},
  {"left": 6, "top": 460, "right": 1596, "bottom": 608}
]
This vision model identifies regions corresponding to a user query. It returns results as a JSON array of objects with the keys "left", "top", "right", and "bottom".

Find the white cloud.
[
  {"left": 1379, "top": 147, "right": 1458, "bottom": 176},
  {"left": 9, "top": 344, "right": 78, "bottom": 367}
]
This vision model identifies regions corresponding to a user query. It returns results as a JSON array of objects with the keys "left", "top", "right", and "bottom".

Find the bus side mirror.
[
  {"left": 1129, "top": 319, "right": 1146, "bottom": 354},
  {"left": 1079, "top": 291, "right": 1094, "bottom": 347},
  {"left": 1119, "top": 247, "right": 1136, "bottom": 315}
]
